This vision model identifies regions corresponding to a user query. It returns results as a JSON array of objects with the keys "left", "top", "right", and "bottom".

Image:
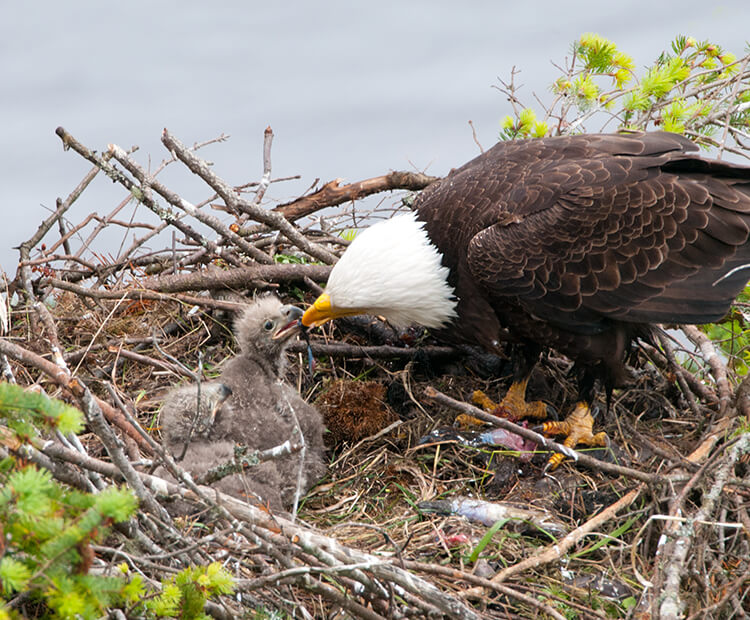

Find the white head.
[{"left": 302, "top": 212, "right": 457, "bottom": 329}]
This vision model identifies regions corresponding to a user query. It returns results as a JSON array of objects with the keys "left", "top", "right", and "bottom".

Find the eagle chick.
[{"left": 160, "top": 296, "right": 326, "bottom": 511}]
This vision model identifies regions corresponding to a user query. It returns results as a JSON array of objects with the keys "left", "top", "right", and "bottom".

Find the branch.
[
  {"left": 0, "top": 337, "right": 153, "bottom": 455},
  {"left": 274, "top": 171, "right": 439, "bottom": 222},
  {"left": 161, "top": 129, "right": 339, "bottom": 264},
  {"left": 658, "top": 436, "right": 750, "bottom": 620},
  {"left": 463, "top": 484, "right": 644, "bottom": 594},
  {"left": 288, "top": 340, "right": 457, "bottom": 359},
  {"left": 682, "top": 325, "right": 732, "bottom": 415},
  {"left": 42, "top": 277, "right": 246, "bottom": 312},
  {"left": 144, "top": 263, "right": 331, "bottom": 293}
]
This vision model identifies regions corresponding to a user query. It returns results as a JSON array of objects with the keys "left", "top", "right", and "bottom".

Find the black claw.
[{"left": 545, "top": 404, "right": 559, "bottom": 421}]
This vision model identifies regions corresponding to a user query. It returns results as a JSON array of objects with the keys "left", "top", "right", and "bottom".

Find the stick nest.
[{"left": 1, "top": 127, "right": 748, "bottom": 619}]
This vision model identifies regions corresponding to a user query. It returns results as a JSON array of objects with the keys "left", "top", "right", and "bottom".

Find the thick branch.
[
  {"left": 43, "top": 277, "right": 245, "bottom": 312},
  {"left": 464, "top": 484, "right": 644, "bottom": 594},
  {"left": 0, "top": 338, "right": 153, "bottom": 455},
  {"left": 288, "top": 340, "right": 456, "bottom": 359},
  {"left": 274, "top": 171, "right": 439, "bottom": 221},
  {"left": 145, "top": 263, "right": 331, "bottom": 293}
]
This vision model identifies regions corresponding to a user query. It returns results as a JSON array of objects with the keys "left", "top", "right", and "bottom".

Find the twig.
[
  {"left": 161, "top": 129, "right": 339, "bottom": 264},
  {"left": 195, "top": 440, "right": 303, "bottom": 486},
  {"left": 108, "top": 143, "right": 273, "bottom": 264},
  {"left": 403, "top": 561, "right": 566, "bottom": 620},
  {"left": 74, "top": 377, "right": 169, "bottom": 522},
  {"left": 658, "top": 435, "right": 750, "bottom": 620},
  {"left": 656, "top": 330, "right": 710, "bottom": 419},
  {"left": 107, "top": 345, "right": 194, "bottom": 379},
  {"left": 682, "top": 325, "right": 732, "bottom": 415},
  {"left": 288, "top": 340, "right": 456, "bottom": 359},
  {"left": 42, "top": 276, "right": 245, "bottom": 312},
  {"left": 54, "top": 127, "right": 225, "bottom": 262},
  {"left": 144, "top": 263, "right": 332, "bottom": 293},
  {"left": 0, "top": 337, "right": 153, "bottom": 455}
]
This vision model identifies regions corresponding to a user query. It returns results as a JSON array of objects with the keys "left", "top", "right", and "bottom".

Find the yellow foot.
[
  {"left": 539, "top": 402, "right": 608, "bottom": 470},
  {"left": 455, "top": 412, "right": 489, "bottom": 430},
  {"left": 472, "top": 378, "right": 548, "bottom": 422}
]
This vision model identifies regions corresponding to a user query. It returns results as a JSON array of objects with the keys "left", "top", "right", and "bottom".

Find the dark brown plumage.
[
  {"left": 417, "top": 132, "right": 750, "bottom": 388},
  {"left": 160, "top": 296, "right": 326, "bottom": 511}
]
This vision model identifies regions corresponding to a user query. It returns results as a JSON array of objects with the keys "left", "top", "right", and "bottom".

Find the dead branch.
[
  {"left": 288, "top": 340, "right": 457, "bottom": 359},
  {"left": 658, "top": 436, "right": 750, "bottom": 619},
  {"left": 0, "top": 337, "right": 153, "bottom": 455},
  {"left": 274, "top": 171, "right": 439, "bottom": 222},
  {"left": 43, "top": 277, "right": 245, "bottom": 312},
  {"left": 144, "top": 263, "right": 331, "bottom": 293},
  {"left": 464, "top": 484, "right": 645, "bottom": 594},
  {"left": 161, "top": 129, "right": 339, "bottom": 264},
  {"left": 682, "top": 324, "right": 733, "bottom": 415}
]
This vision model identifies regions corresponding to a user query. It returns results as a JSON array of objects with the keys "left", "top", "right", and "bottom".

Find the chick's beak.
[
  {"left": 302, "top": 293, "right": 336, "bottom": 327},
  {"left": 273, "top": 305, "right": 304, "bottom": 340}
]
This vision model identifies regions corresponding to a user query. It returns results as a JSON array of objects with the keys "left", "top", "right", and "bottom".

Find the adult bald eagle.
[{"left": 302, "top": 132, "right": 750, "bottom": 465}]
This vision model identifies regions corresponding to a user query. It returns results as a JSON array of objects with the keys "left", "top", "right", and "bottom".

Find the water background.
[{"left": 2, "top": 1, "right": 748, "bottom": 273}]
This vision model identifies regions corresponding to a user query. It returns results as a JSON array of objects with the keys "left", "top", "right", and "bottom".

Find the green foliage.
[
  {"left": 500, "top": 107, "right": 549, "bottom": 140},
  {"left": 274, "top": 252, "right": 308, "bottom": 264},
  {"left": 0, "top": 382, "right": 84, "bottom": 441},
  {"left": 0, "top": 456, "right": 138, "bottom": 618},
  {"left": 699, "top": 311, "right": 750, "bottom": 376},
  {"left": 500, "top": 33, "right": 748, "bottom": 143},
  {"left": 468, "top": 518, "right": 509, "bottom": 563},
  {"left": 338, "top": 228, "right": 358, "bottom": 242},
  {"left": 142, "top": 563, "right": 234, "bottom": 619},
  {"left": 0, "top": 384, "right": 234, "bottom": 618}
]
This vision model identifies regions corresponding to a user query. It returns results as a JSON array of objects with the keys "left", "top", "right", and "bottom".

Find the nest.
[{"left": 0, "top": 126, "right": 748, "bottom": 619}]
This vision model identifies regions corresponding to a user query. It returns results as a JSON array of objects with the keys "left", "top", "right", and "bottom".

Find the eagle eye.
[{"left": 263, "top": 319, "right": 275, "bottom": 331}]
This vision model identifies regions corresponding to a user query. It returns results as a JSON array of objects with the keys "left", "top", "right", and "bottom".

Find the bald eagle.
[{"left": 302, "top": 132, "right": 750, "bottom": 465}]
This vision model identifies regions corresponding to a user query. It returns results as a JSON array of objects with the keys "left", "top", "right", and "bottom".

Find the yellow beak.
[
  {"left": 302, "top": 293, "right": 335, "bottom": 327},
  {"left": 302, "top": 293, "right": 362, "bottom": 327}
]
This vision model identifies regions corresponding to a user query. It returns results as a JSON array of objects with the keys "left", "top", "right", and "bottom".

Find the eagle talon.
[
  {"left": 539, "top": 402, "right": 609, "bottom": 470},
  {"left": 472, "top": 383, "right": 549, "bottom": 422}
]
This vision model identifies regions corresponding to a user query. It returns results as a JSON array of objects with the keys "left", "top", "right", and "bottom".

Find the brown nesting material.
[{"left": 316, "top": 379, "right": 398, "bottom": 445}]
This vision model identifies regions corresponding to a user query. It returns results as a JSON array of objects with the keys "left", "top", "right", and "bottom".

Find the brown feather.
[{"left": 415, "top": 131, "right": 750, "bottom": 385}]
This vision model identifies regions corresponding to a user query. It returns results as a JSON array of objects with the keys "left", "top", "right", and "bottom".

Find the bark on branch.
[{"left": 274, "top": 171, "right": 439, "bottom": 221}]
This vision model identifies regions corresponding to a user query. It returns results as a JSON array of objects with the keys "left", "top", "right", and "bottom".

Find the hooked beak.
[
  {"left": 301, "top": 293, "right": 362, "bottom": 328},
  {"left": 272, "top": 305, "right": 304, "bottom": 340},
  {"left": 302, "top": 293, "right": 334, "bottom": 328}
]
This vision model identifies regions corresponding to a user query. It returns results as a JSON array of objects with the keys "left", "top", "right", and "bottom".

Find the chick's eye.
[{"left": 263, "top": 320, "right": 274, "bottom": 331}]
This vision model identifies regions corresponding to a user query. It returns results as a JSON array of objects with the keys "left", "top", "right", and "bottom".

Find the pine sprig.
[{"left": 0, "top": 384, "right": 234, "bottom": 618}]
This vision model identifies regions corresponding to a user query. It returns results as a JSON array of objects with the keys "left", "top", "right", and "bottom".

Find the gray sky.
[{"left": 2, "top": 0, "right": 748, "bottom": 271}]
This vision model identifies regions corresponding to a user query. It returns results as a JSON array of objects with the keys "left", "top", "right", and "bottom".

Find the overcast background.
[{"left": 2, "top": 1, "right": 748, "bottom": 273}]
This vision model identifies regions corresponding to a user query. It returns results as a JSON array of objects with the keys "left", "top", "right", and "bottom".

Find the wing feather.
[{"left": 416, "top": 132, "right": 750, "bottom": 339}]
